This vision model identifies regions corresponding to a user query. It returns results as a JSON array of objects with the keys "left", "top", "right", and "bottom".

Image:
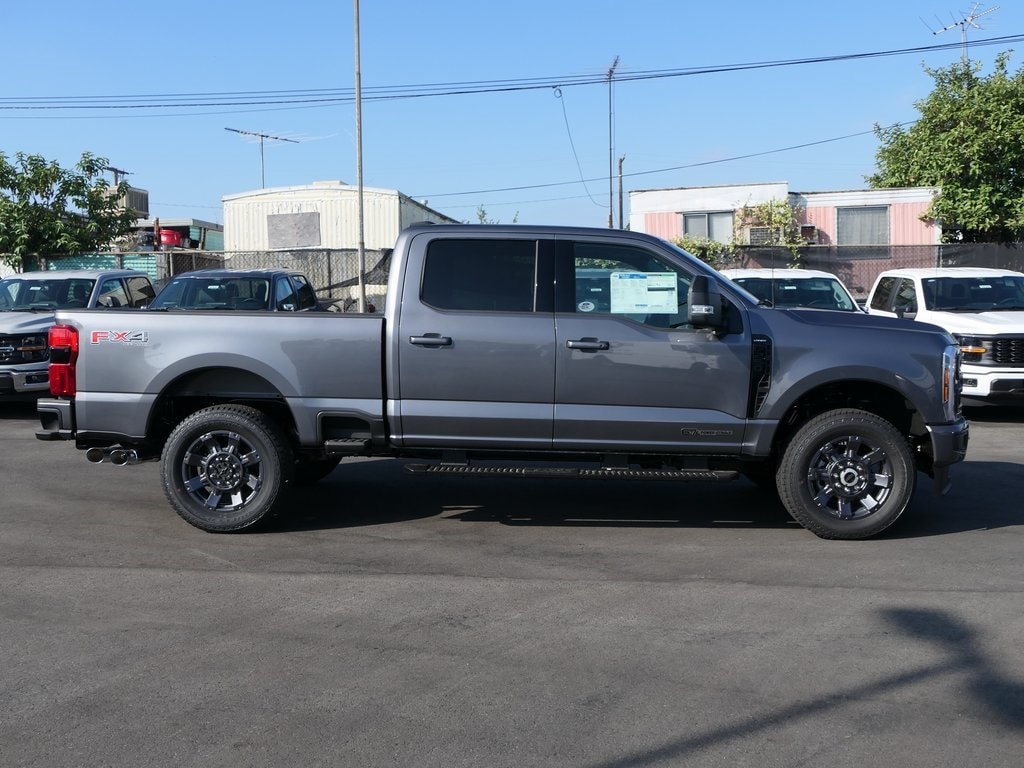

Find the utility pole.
[
  {"left": 354, "top": 0, "right": 367, "bottom": 313},
  {"left": 224, "top": 127, "right": 298, "bottom": 188},
  {"left": 607, "top": 55, "right": 619, "bottom": 229},
  {"left": 617, "top": 155, "right": 626, "bottom": 230}
]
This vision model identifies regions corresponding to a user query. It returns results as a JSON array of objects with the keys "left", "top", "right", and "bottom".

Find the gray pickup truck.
[{"left": 36, "top": 225, "right": 968, "bottom": 539}]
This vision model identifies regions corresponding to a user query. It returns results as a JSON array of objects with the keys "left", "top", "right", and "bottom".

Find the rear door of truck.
[{"left": 393, "top": 232, "right": 556, "bottom": 449}]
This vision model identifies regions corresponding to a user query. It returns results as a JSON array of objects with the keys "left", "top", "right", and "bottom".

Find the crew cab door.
[
  {"left": 552, "top": 237, "right": 751, "bottom": 453},
  {"left": 393, "top": 234, "right": 556, "bottom": 449}
]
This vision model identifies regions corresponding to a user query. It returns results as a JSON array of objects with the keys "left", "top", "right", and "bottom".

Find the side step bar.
[
  {"left": 324, "top": 438, "right": 371, "bottom": 456},
  {"left": 405, "top": 464, "right": 738, "bottom": 481}
]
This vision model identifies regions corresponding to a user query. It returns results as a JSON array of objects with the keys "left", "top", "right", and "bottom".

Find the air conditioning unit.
[
  {"left": 123, "top": 186, "right": 150, "bottom": 219},
  {"left": 744, "top": 226, "right": 782, "bottom": 246},
  {"left": 800, "top": 225, "right": 818, "bottom": 245}
]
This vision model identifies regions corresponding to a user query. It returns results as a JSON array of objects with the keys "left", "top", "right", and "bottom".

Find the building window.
[
  {"left": 682, "top": 211, "right": 733, "bottom": 244},
  {"left": 837, "top": 206, "right": 889, "bottom": 245}
]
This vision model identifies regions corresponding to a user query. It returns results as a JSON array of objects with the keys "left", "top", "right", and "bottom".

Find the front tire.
[
  {"left": 161, "top": 405, "right": 293, "bottom": 532},
  {"left": 777, "top": 409, "right": 916, "bottom": 540}
]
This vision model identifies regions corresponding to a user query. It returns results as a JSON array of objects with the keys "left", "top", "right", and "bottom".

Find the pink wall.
[
  {"left": 801, "top": 207, "right": 836, "bottom": 245},
  {"left": 643, "top": 212, "right": 682, "bottom": 240},
  {"left": 802, "top": 202, "right": 937, "bottom": 246},
  {"left": 891, "top": 201, "right": 936, "bottom": 245}
]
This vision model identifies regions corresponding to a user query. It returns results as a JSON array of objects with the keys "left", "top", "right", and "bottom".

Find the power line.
[
  {"left": 414, "top": 126, "right": 899, "bottom": 199},
  {"left": 1, "top": 34, "right": 1021, "bottom": 112}
]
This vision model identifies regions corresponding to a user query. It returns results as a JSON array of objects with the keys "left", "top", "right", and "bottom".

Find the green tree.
[
  {"left": 868, "top": 52, "right": 1024, "bottom": 242},
  {"left": 473, "top": 205, "right": 519, "bottom": 224},
  {"left": 0, "top": 151, "right": 138, "bottom": 270}
]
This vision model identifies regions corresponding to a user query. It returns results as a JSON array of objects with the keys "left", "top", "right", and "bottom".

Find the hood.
[
  {"left": 775, "top": 307, "right": 955, "bottom": 342},
  {"left": 0, "top": 311, "right": 56, "bottom": 335},
  {"left": 922, "top": 309, "right": 1024, "bottom": 335}
]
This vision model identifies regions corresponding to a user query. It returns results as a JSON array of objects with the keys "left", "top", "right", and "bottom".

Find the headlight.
[
  {"left": 942, "top": 344, "right": 962, "bottom": 420},
  {"left": 954, "top": 334, "right": 987, "bottom": 361}
]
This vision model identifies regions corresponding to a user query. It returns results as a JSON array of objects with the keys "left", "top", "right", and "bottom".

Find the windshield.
[
  {"left": 923, "top": 275, "right": 1024, "bottom": 311},
  {"left": 149, "top": 276, "right": 272, "bottom": 310},
  {"left": 0, "top": 277, "right": 95, "bottom": 310},
  {"left": 732, "top": 276, "right": 858, "bottom": 311}
]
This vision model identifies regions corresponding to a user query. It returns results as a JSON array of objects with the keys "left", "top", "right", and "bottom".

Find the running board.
[
  {"left": 324, "top": 438, "right": 371, "bottom": 456},
  {"left": 405, "top": 464, "right": 739, "bottom": 481}
]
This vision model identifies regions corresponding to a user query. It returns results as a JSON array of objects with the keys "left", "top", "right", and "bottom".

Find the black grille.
[
  {"left": 990, "top": 336, "right": 1024, "bottom": 365},
  {"left": 0, "top": 334, "right": 49, "bottom": 364}
]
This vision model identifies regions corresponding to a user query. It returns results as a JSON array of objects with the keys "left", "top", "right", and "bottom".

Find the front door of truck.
[
  {"left": 552, "top": 238, "right": 751, "bottom": 453},
  {"left": 394, "top": 234, "right": 556, "bottom": 449}
]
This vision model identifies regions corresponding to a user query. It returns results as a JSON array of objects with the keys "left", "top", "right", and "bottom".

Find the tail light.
[{"left": 48, "top": 324, "right": 78, "bottom": 396}]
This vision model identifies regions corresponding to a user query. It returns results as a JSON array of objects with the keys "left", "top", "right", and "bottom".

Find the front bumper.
[
  {"left": 0, "top": 366, "right": 50, "bottom": 396},
  {"left": 961, "top": 365, "right": 1024, "bottom": 398},
  {"left": 926, "top": 416, "right": 970, "bottom": 494}
]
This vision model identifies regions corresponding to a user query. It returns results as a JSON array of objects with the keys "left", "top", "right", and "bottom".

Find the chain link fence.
[
  {"left": 34, "top": 248, "right": 391, "bottom": 312},
  {"left": 20, "top": 241, "right": 1024, "bottom": 310}
]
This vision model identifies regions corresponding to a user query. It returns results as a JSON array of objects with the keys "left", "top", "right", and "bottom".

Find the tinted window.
[
  {"left": 421, "top": 239, "right": 537, "bottom": 312},
  {"left": 126, "top": 276, "right": 155, "bottom": 306},
  {"left": 893, "top": 279, "right": 917, "bottom": 313},
  {"left": 97, "top": 278, "right": 130, "bottom": 309},
  {"left": 732, "top": 277, "right": 856, "bottom": 311},
  {"left": 870, "top": 277, "right": 897, "bottom": 310},
  {"left": 572, "top": 243, "right": 692, "bottom": 328},
  {"left": 291, "top": 275, "right": 319, "bottom": 310}
]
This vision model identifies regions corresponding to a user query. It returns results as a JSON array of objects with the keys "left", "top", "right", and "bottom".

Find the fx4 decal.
[{"left": 90, "top": 330, "right": 150, "bottom": 345}]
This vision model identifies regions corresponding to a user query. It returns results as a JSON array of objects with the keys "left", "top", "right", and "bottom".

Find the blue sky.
[{"left": 3, "top": 0, "right": 1022, "bottom": 229}]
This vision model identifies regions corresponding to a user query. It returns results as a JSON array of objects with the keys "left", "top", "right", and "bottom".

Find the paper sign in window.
[{"left": 609, "top": 272, "right": 678, "bottom": 313}]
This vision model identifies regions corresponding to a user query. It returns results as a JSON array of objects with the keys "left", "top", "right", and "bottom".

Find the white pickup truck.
[{"left": 866, "top": 267, "right": 1024, "bottom": 400}]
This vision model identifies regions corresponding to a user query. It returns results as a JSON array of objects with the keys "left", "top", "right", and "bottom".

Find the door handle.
[
  {"left": 566, "top": 338, "right": 610, "bottom": 351},
  {"left": 409, "top": 334, "right": 453, "bottom": 347}
]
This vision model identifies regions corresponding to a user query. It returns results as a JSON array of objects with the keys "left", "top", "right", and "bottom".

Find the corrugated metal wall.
[{"left": 224, "top": 184, "right": 456, "bottom": 252}]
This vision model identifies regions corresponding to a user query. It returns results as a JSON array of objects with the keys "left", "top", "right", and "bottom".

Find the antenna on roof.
[
  {"left": 924, "top": 3, "right": 999, "bottom": 63},
  {"left": 225, "top": 127, "right": 299, "bottom": 188},
  {"left": 103, "top": 166, "right": 131, "bottom": 186}
]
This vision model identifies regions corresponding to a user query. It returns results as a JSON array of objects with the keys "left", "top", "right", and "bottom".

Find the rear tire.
[
  {"left": 777, "top": 408, "right": 916, "bottom": 540},
  {"left": 161, "top": 405, "right": 293, "bottom": 532}
]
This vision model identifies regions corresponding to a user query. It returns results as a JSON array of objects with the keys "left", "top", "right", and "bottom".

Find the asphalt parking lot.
[{"left": 2, "top": 400, "right": 1023, "bottom": 767}]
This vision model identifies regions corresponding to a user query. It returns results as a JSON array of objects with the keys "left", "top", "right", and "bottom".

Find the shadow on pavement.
[
  {"left": 0, "top": 400, "right": 39, "bottom": 420},
  {"left": 258, "top": 453, "right": 1021, "bottom": 538},
  {"left": 579, "top": 607, "right": 1023, "bottom": 768}
]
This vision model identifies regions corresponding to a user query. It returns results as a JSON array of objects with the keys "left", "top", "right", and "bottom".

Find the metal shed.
[{"left": 222, "top": 181, "right": 457, "bottom": 252}]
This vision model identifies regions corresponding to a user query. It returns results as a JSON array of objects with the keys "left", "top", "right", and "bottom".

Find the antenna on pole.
[
  {"left": 103, "top": 166, "right": 131, "bottom": 186},
  {"left": 926, "top": 3, "right": 999, "bottom": 63},
  {"left": 225, "top": 127, "right": 299, "bottom": 188}
]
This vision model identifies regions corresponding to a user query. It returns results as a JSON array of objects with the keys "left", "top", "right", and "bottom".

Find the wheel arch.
[
  {"left": 146, "top": 366, "right": 298, "bottom": 451},
  {"left": 765, "top": 379, "right": 923, "bottom": 467}
]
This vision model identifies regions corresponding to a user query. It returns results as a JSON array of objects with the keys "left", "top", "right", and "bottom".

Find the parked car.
[
  {"left": 147, "top": 268, "right": 323, "bottom": 312},
  {"left": 720, "top": 268, "right": 863, "bottom": 312},
  {"left": 0, "top": 269, "right": 155, "bottom": 398},
  {"left": 865, "top": 267, "right": 1024, "bottom": 400}
]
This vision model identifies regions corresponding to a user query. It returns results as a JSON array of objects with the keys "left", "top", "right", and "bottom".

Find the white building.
[{"left": 222, "top": 181, "right": 457, "bottom": 252}]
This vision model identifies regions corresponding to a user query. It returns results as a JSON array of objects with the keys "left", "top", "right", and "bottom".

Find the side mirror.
[{"left": 687, "top": 275, "right": 723, "bottom": 329}]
